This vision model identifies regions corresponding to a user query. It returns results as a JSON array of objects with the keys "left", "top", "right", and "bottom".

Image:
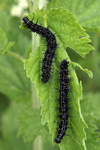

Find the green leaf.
[
  {"left": 0, "top": 29, "right": 14, "bottom": 55},
  {"left": 24, "top": 47, "right": 87, "bottom": 149},
  {"left": 22, "top": 9, "right": 94, "bottom": 58},
  {"left": 81, "top": 93, "right": 100, "bottom": 150},
  {"left": 0, "top": 93, "right": 10, "bottom": 115},
  {"left": 71, "top": 61, "right": 93, "bottom": 79},
  {"left": 48, "top": 9, "right": 94, "bottom": 58},
  {"left": 0, "top": 101, "right": 32, "bottom": 150},
  {"left": 81, "top": 93, "right": 100, "bottom": 123},
  {"left": 18, "top": 107, "right": 49, "bottom": 142},
  {"left": 47, "top": 0, "right": 100, "bottom": 32},
  {"left": 0, "top": 55, "right": 31, "bottom": 102},
  {"left": 23, "top": 8, "right": 93, "bottom": 150},
  {"left": 0, "top": 11, "right": 32, "bottom": 103}
]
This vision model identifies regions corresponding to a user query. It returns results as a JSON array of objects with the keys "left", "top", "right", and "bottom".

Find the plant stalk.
[
  {"left": 7, "top": 51, "right": 24, "bottom": 61},
  {"left": 28, "top": 0, "right": 47, "bottom": 150},
  {"left": 27, "top": 0, "right": 33, "bottom": 13},
  {"left": 32, "top": 0, "right": 41, "bottom": 149}
]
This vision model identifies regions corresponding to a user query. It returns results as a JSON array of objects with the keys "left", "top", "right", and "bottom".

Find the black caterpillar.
[
  {"left": 55, "top": 59, "right": 70, "bottom": 143},
  {"left": 22, "top": 17, "right": 57, "bottom": 83}
]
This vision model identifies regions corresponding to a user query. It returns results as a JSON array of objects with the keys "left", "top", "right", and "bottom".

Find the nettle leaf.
[
  {"left": 0, "top": 12, "right": 32, "bottom": 103},
  {"left": 48, "top": 9, "right": 93, "bottom": 58},
  {"left": 23, "top": 8, "right": 93, "bottom": 150},
  {"left": 24, "top": 46, "right": 86, "bottom": 150},
  {"left": 0, "top": 101, "right": 32, "bottom": 150},
  {"left": 0, "top": 55, "right": 31, "bottom": 102},
  {"left": 71, "top": 62, "right": 93, "bottom": 79},
  {"left": 81, "top": 93, "right": 100, "bottom": 150},
  {"left": 22, "top": 9, "right": 93, "bottom": 58},
  {"left": 0, "top": 29, "right": 14, "bottom": 55},
  {"left": 18, "top": 107, "right": 49, "bottom": 142},
  {"left": 47, "top": 0, "right": 100, "bottom": 32},
  {"left": 81, "top": 93, "right": 100, "bottom": 123}
]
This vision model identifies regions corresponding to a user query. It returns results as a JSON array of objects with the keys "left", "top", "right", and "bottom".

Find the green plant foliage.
[
  {"left": 0, "top": 55, "right": 31, "bottom": 102},
  {"left": 18, "top": 107, "right": 49, "bottom": 142},
  {"left": 0, "top": 10, "right": 32, "bottom": 103},
  {"left": 71, "top": 62, "right": 93, "bottom": 78},
  {"left": 0, "top": 0, "right": 16, "bottom": 11},
  {"left": 90, "top": 50, "right": 100, "bottom": 88},
  {"left": 43, "top": 139, "right": 59, "bottom": 150},
  {"left": 81, "top": 93, "right": 100, "bottom": 150},
  {"left": 0, "top": 93, "right": 10, "bottom": 140},
  {"left": 0, "top": 93, "right": 10, "bottom": 115},
  {"left": 81, "top": 93, "right": 100, "bottom": 124},
  {"left": 22, "top": 8, "right": 94, "bottom": 150},
  {"left": 0, "top": 0, "right": 99, "bottom": 149},
  {"left": 47, "top": 0, "right": 100, "bottom": 32},
  {"left": 0, "top": 98, "right": 59, "bottom": 150},
  {"left": 0, "top": 101, "right": 32, "bottom": 150},
  {"left": 21, "top": 8, "right": 94, "bottom": 58},
  {"left": 0, "top": 29, "right": 14, "bottom": 55}
]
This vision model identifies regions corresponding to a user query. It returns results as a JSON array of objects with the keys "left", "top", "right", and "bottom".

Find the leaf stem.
[
  {"left": 31, "top": 83, "right": 40, "bottom": 108},
  {"left": 7, "top": 51, "right": 24, "bottom": 61},
  {"left": 33, "top": 136, "right": 43, "bottom": 150},
  {"left": 27, "top": 0, "right": 33, "bottom": 13}
]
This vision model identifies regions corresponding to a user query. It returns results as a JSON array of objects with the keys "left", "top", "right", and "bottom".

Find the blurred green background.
[{"left": 0, "top": 0, "right": 100, "bottom": 150}]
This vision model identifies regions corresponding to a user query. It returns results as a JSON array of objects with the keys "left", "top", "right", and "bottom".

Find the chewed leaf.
[
  {"left": 0, "top": 29, "right": 14, "bottom": 55},
  {"left": 23, "top": 8, "right": 93, "bottom": 150},
  {"left": 71, "top": 61, "right": 93, "bottom": 79}
]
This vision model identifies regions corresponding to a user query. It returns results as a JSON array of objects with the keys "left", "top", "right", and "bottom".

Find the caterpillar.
[
  {"left": 22, "top": 17, "right": 57, "bottom": 83},
  {"left": 55, "top": 59, "right": 70, "bottom": 143}
]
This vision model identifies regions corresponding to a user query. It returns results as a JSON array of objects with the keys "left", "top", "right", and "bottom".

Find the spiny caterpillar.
[
  {"left": 55, "top": 59, "right": 70, "bottom": 143},
  {"left": 22, "top": 17, "right": 57, "bottom": 83}
]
